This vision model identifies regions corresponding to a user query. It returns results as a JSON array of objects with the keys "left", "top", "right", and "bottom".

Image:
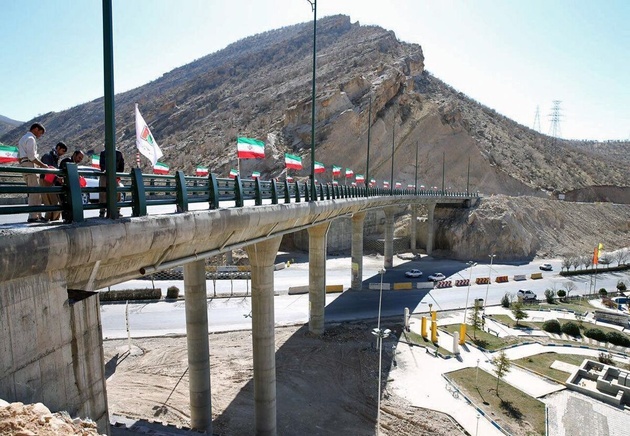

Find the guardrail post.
[
  {"left": 208, "top": 174, "right": 219, "bottom": 209},
  {"left": 318, "top": 183, "right": 324, "bottom": 201},
  {"left": 293, "top": 181, "right": 300, "bottom": 203},
  {"left": 234, "top": 175, "right": 244, "bottom": 207},
  {"left": 325, "top": 184, "right": 330, "bottom": 200},
  {"left": 175, "top": 170, "right": 189, "bottom": 212},
  {"left": 304, "top": 181, "right": 310, "bottom": 202},
  {"left": 270, "top": 179, "right": 278, "bottom": 204},
  {"left": 254, "top": 178, "right": 263, "bottom": 206},
  {"left": 130, "top": 168, "right": 147, "bottom": 217},
  {"left": 283, "top": 180, "right": 291, "bottom": 204},
  {"left": 64, "top": 163, "right": 84, "bottom": 223}
]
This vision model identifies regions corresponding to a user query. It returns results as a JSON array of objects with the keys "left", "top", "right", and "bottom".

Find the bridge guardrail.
[{"left": 0, "top": 164, "right": 477, "bottom": 223}]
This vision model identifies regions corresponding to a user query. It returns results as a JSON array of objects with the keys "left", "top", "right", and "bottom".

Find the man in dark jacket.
[
  {"left": 40, "top": 141, "right": 68, "bottom": 221},
  {"left": 99, "top": 148, "right": 125, "bottom": 218}
]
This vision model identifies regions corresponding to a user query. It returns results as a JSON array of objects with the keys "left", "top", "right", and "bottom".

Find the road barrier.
[
  {"left": 393, "top": 282, "right": 413, "bottom": 290},
  {"left": 369, "top": 282, "right": 391, "bottom": 290},
  {"left": 513, "top": 274, "right": 526, "bottom": 281},
  {"left": 416, "top": 282, "right": 434, "bottom": 290},
  {"left": 495, "top": 275, "right": 509, "bottom": 283},
  {"left": 325, "top": 284, "right": 344, "bottom": 293},
  {"left": 475, "top": 277, "right": 490, "bottom": 285},
  {"left": 530, "top": 272, "right": 543, "bottom": 280},
  {"left": 454, "top": 279, "right": 470, "bottom": 287},
  {"left": 435, "top": 280, "right": 452, "bottom": 288}
]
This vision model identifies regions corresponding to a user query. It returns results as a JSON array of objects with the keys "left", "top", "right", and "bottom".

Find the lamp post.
[
  {"left": 365, "top": 94, "right": 372, "bottom": 198},
  {"left": 371, "top": 268, "right": 389, "bottom": 436},
  {"left": 307, "top": 0, "right": 317, "bottom": 201},
  {"left": 483, "top": 254, "right": 496, "bottom": 316},
  {"left": 475, "top": 358, "right": 480, "bottom": 387},
  {"left": 462, "top": 261, "right": 477, "bottom": 324},
  {"left": 414, "top": 141, "right": 419, "bottom": 195},
  {"left": 390, "top": 123, "right": 395, "bottom": 195},
  {"left": 475, "top": 413, "right": 480, "bottom": 436}
]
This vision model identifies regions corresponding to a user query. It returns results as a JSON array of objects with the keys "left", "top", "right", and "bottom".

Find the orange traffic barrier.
[
  {"left": 495, "top": 275, "right": 509, "bottom": 283},
  {"left": 475, "top": 277, "right": 490, "bottom": 285},
  {"left": 455, "top": 279, "right": 470, "bottom": 287}
]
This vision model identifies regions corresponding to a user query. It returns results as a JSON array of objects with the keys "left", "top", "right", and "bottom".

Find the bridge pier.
[
  {"left": 246, "top": 236, "right": 283, "bottom": 436},
  {"left": 183, "top": 260, "right": 212, "bottom": 433},
  {"left": 351, "top": 212, "right": 366, "bottom": 291},
  {"left": 426, "top": 202, "right": 436, "bottom": 255},
  {"left": 410, "top": 205, "right": 418, "bottom": 255},
  {"left": 308, "top": 222, "right": 331, "bottom": 334},
  {"left": 383, "top": 207, "right": 395, "bottom": 268}
]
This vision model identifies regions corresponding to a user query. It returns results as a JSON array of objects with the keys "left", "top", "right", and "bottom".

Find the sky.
[{"left": 1, "top": 0, "right": 629, "bottom": 141}]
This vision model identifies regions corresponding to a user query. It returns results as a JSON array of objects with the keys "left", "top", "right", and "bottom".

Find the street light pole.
[
  {"left": 414, "top": 141, "right": 419, "bottom": 195},
  {"left": 365, "top": 94, "right": 372, "bottom": 198},
  {"left": 475, "top": 358, "right": 480, "bottom": 387},
  {"left": 483, "top": 254, "right": 496, "bottom": 316},
  {"left": 390, "top": 123, "right": 395, "bottom": 195},
  {"left": 371, "top": 268, "right": 388, "bottom": 436},
  {"left": 307, "top": 0, "right": 317, "bottom": 201},
  {"left": 463, "top": 261, "right": 477, "bottom": 324}
]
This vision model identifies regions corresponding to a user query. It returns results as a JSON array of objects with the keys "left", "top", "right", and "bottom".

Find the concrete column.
[
  {"left": 184, "top": 260, "right": 212, "bottom": 434},
  {"left": 308, "top": 222, "right": 331, "bottom": 335},
  {"left": 383, "top": 208, "right": 395, "bottom": 268},
  {"left": 426, "top": 202, "right": 436, "bottom": 256},
  {"left": 410, "top": 205, "right": 418, "bottom": 255},
  {"left": 245, "top": 236, "right": 282, "bottom": 436},
  {"left": 351, "top": 212, "right": 366, "bottom": 291}
]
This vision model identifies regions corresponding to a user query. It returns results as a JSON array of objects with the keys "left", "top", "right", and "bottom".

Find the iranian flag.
[
  {"left": 332, "top": 180, "right": 339, "bottom": 186},
  {"left": 91, "top": 154, "right": 100, "bottom": 169},
  {"left": 229, "top": 168, "right": 239, "bottom": 179},
  {"left": 314, "top": 161, "right": 325, "bottom": 173},
  {"left": 153, "top": 162, "right": 169, "bottom": 175},
  {"left": 395, "top": 182, "right": 402, "bottom": 188},
  {"left": 407, "top": 184, "right": 415, "bottom": 189},
  {"left": 351, "top": 182, "right": 357, "bottom": 187},
  {"left": 383, "top": 181, "right": 390, "bottom": 187},
  {"left": 237, "top": 137, "right": 265, "bottom": 159},
  {"left": 332, "top": 165, "right": 341, "bottom": 177},
  {"left": 355, "top": 174, "right": 365, "bottom": 183},
  {"left": 195, "top": 166, "right": 209, "bottom": 176},
  {"left": 345, "top": 168, "right": 353, "bottom": 178},
  {"left": 370, "top": 178, "right": 376, "bottom": 185},
  {"left": 136, "top": 104, "right": 163, "bottom": 165},
  {"left": 0, "top": 144, "right": 19, "bottom": 164},
  {"left": 251, "top": 171, "right": 261, "bottom": 179},
  {"left": 286, "top": 176, "right": 294, "bottom": 183},
  {"left": 285, "top": 153, "right": 302, "bottom": 170}
]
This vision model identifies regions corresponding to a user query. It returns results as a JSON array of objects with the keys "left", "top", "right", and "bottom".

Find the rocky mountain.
[
  {"left": 1, "top": 15, "right": 628, "bottom": 202},
  {"left": 0, "top": 115, "right": 22, "bottom": 137}
]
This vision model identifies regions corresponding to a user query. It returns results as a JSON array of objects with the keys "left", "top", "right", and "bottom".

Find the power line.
[
  {"left": 532, "top": 105, "right": 541, "bottom": 132},
  {"left": 548, "top": 100, "right": 563, "bottom": 144}
]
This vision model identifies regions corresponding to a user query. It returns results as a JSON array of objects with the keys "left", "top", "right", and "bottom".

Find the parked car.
[
  {"left": 78, "top": 166, "right": 125, "bottom": 205},
  {"left": 427, "top": 273, "right": 446, "bottom": 282},
  {"left": 404, "top": 269, "right": 423, "bottom": 278},
  {"left": 517, "top": 289, "right": 537, "bottom": 301},
  {"left": 539, "top": 263, "right": 553, "bottom": 271}
]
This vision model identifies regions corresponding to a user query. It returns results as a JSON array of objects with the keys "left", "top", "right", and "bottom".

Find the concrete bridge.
[{"left": 0, "top": 193, "right": 475, "bottom": 435}]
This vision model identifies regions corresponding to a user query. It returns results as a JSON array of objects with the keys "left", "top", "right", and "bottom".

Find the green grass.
[
  {"left": 447, "top": 367, "right": 546, "bottom": 435},
  {"left": 403, "top": 330, "right": 453, "bottom": 356},
  {"left": 488, "top": 314, "right": 539, "bottom": 330},
  {"left": 514, "top": 352, "right": 587, "bottom": 383},
  {"left": 441, "top": 324, "right": 521, "bottom": 351},
  {"left": 537, "top": 300, "right": 593, "bottom": 315}
]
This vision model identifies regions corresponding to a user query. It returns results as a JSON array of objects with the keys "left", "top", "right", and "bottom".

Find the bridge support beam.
[
  {"left": 426, "top": 202, "right": 436, "bottom": 256},
  {"left": 184, "top": 260, "right": 212, "bottom": 433},
  {"left": 246, "top": 236, "right": 283, "bottom": 436},
  {"left": 410, "top": 205, "right": 418, "bottom": 255},
  {"left": 351, "top": 212, "right": 366, "bottom": 291},
  {"left": 383, "top": 207, "right": 395, "bottom": 268},
  {"left": 308, "top": 222, "right": 331, "bottom": 334}
]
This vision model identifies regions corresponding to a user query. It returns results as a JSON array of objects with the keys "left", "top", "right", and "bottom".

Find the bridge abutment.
[
  {"left": 383, "top": 207, "right": 395, "bottom": 268},
  {"left": 351, "top": 212, "right": 365, "bottom": 291},
  {"left": 308, "top": 222, "right": 331, "bottom": 334},
  {"left": 246, "top": 235, "right": 282, "bottom": 436},
  {"left": 410, "top": 205, "right": 418, "bottom": 255},
  {"left": 184, "top": 259, "right": 212, "bottom": 433},
  {"left": 426, "top": 202, "right": 436, "bottom": 255}
]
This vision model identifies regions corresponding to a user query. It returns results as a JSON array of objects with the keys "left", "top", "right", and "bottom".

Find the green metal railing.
[{"left": 0, "top": 164, "right": 476, "bottom": 223}]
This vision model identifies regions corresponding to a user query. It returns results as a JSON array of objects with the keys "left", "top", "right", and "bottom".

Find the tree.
[
  {"left": 599, "top": 253, "right": 612, "bottom": 267},
  {"left": 501, "top": 293, "right": 511, "bottom": 308},
  {"left": 561, "top": 256, "right": 572, "bottom": 271},
  {"left": 544, "top": 288, "right": 555, "bottom": 304},
  {"left": 571, "top": 257, "right": 581, "bottom": 271},
  {"left": 511, "top": 301, "right": 529, "bottom": 327},
  {"left": 468, "top": 300, "right": 483, "bottom": 339},
  {"left": 613, "top": 249, "right": 629, "bottom": 266},
  {"left": 556, "top": 289, "right": 566, "bottom": 301},
  {"left": 491, "top": 350, "right": 511, "bottom": 395},
  {"left": 565, "top": 282, "right": 577, "bottom": 298},
  {"left": 617, "top": 280, "right": 627, "bottom": 292},
  {"left": 581, "top": 255, "right": 591, "bottom": 270}
]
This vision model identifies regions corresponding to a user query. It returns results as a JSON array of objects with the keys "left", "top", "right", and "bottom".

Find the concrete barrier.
[
  {"left": 531, "top": 272, "right": 543, "bottom": 279},
  {"left": 288, "top": 285, "right": 309, "bottom": 295},
  {"left": 454, "top": 279, "right": 470, "bottom": 287},
  {"left": 99, "top": 288, "right": 162, "bottom": 301},
  {"left": 369, "top": 282, "right": 391, "bottom": 290},
  {"left": 513, "top": 274, "right": 526, "bottom": 281},
  {"left": 416, "top": 282, "right": 434, "bottom": 290},
  {"left": 495, "top": 275, "right": 509, "bottom": 283},
  {"left": 325, "top": 284, "right": 344, "bottom": 293},
  {"left": 393, "top": 282, "right": 413, "bottom": 290},
  {"left": 475, "top": 277, "right": 490, "bottom": 285},
  {"left": 436, "top": 280, "right": 452, "bottom": 288},
  {"left": 274, "top": 262, "right": 286, "bottom": 271}
]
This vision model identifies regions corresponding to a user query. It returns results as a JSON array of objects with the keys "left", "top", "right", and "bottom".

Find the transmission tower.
[
  {"left": 548, "top": 100, "right": 563, "bottom": 145},
  {"left": 532, "top": 105, "right": 541, "bottom": 132}
]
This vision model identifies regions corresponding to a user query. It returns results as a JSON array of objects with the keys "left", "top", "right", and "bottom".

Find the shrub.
[
  {"left": 617, "top": 280, "right": 627, "bottom": 292},
  {"left": 602, "top": 298, "right": 617, "bottom": 309},
  {"left": 584, "top": 328, "right": 607, "bottom": 342},
  {"left": 167, "top": 286, "right": 180, "bottom": 299},
  {"left": 557, "top": 290, "right": 566, "bottom": 300},
  {"left": 606, "top": 331, "right": 630, "bottom": 347},
  {"left": 561, "top": 321, "right": 581, "bottom": 337},
  {"left": 542, "top": 319, "right": 561, "bottom": 334},
  {"left": 544, "top": 289, "right": 555, "bottom": 304},
  {"left": 599, "top": 288, "right": 608, "bottom": 298},
  {"left": 598, "top": 352, "right": 614, "bottom": 364},
  {"left": 501, "top": 293, "right": 510, "bottom": 308}
]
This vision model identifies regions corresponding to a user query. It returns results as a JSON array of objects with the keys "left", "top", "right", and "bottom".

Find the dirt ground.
[{"left": 103, "top": 321, "right": 459, "bottom": 436}]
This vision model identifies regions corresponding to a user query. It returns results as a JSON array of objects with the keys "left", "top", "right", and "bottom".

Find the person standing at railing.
[
  {"left": 58, "top": 149, "right": 85, "bottom": 223},
  {"left": 99, "top": 148, "right": 125, "bottom": 218},
  {"left": 40, "top": 141, "right": 68, "bottom": 221},
  {"left": 17, "top": 123, "right": 48, "bottom": 223}
]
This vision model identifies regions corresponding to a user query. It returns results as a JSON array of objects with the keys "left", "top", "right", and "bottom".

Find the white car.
[
  {"left": 517, "top": 289, "right": 537, "bottom": 301},
  {"left": 539, "top": 263, "right": 553, "bottom": 271},
  {"left": 77, "top": 166, "right": 125, "bottom": 205},
  {"left": 427, "top": 273, "right": 446, "bottom": 282},
  {"left": 404, "top": 269, "right": 423, "bottom": 278}
]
